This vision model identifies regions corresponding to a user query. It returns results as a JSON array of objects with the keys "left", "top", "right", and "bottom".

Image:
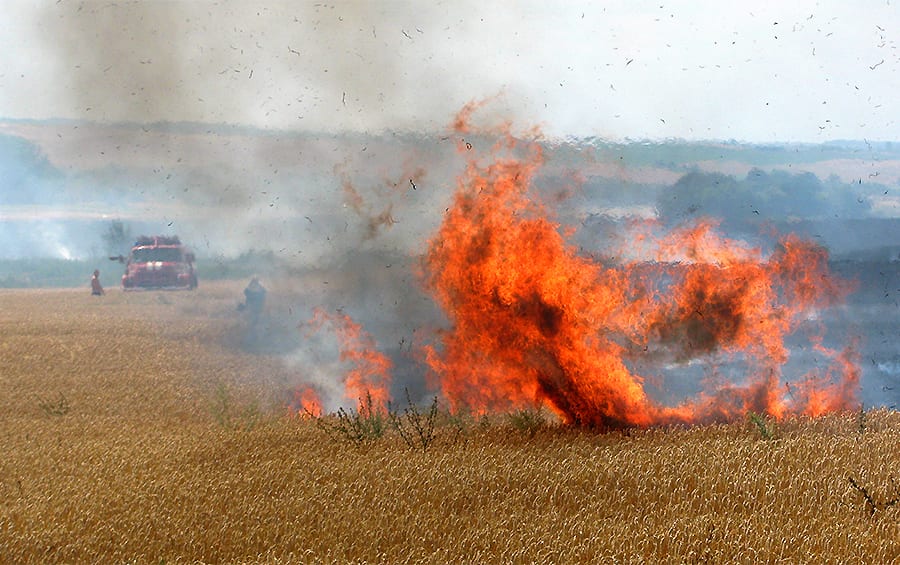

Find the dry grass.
[{"left": 0, "top": 284, "right": 897, "bottom": 564}]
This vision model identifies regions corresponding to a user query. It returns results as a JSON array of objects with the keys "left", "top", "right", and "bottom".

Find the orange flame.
[
  {"left": 793, "top": 339, "right": 861, "bottom": 417},
  {"left": 293, "top": 386, "right": 323, "bottom": 418},
  {"left": 420, "top": 110, "right": 859, "bottom": 429},
  {"left": 307, "top": 308, "right": 393, "bottom": 413}
]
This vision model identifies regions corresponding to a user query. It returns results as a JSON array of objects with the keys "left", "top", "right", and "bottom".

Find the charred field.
[{"left": 0, "top": 284, "right": 897, "bottom": 564}]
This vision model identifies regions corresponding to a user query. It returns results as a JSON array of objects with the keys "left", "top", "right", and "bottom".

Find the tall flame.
[
  {"left": 419, "top": 116, "right": 859, "bottom": 429},
  {"left": 288, "top": 107, "right": 861, "bottom": 429}
]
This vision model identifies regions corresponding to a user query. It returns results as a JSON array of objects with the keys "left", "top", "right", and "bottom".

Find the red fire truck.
[{"left": 111, "top": 235, "right": 198, "bottom": 290}]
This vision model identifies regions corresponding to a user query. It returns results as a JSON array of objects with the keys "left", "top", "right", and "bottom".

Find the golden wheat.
[{"left": 0, "top": 283, "right": 897, "bottom": 564}]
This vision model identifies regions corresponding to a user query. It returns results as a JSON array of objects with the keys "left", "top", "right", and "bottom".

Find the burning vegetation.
[
  {"left": 306, "top": 308, "right": 393, "bottom": 414},
  {"left": 302, "top": 108, "right": 861, "bottom": 430},
  {"left": 1, "top": 283, "right": 895, "bottom": 563}
]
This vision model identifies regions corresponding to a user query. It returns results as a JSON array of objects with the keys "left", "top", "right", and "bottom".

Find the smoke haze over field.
[
  {"left": 0, "top": 2, "right": 897, "bottom": 416},
  {"left": 1, "top": 1, "right": 899, "bottom": 142},
  {"left": 1, "top": 0, "right": 898, "bottom": 260}
]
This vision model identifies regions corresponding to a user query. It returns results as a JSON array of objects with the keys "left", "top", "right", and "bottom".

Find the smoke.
[
  {"left": 23, "top": 0, "right": 530, "bottom": 266},
  {"left": 29, "top": 2, "right": 490, "bottom": 133},
  {"left": 5, "top": 2, "right": 896, "bottom": 419},
  {"left": 2, "top": 112, "right": 894, "bottom": 416}
]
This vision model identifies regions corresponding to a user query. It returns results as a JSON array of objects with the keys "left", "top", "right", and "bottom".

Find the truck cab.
[{"left": 112, "top": 235, "right": 197, "bottom": 290}]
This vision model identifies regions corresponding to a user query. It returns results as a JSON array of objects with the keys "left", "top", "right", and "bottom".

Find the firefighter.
[
  {"left": 242, "top": 276, "right": 266, "bottom": 323},
  {"left": 90, "top": 269, "right": 104, "bottom": 296}
]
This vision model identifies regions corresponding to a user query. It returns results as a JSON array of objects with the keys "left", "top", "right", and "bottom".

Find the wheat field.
[{"left": 0, "top": 282, "right": 897, "bottom": 564}]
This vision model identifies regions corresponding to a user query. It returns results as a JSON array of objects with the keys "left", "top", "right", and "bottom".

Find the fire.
[
  {"left": 793, "top": 338, "right": 862, "bottom": 418},
  {"left": 417, "top": 109, "right": 860, "bottom": 429},
  {"left": 421, "top": 140, "right": 653, "bottom": 428},
  {"left": 291, "top": 106, "right": 860, "bottom": 430},
  {"left": 293, "top": 386, "right": 323, "bottom": 418},
  {"left": 306, "top": 308, "right": 393, "bottom": 413}
]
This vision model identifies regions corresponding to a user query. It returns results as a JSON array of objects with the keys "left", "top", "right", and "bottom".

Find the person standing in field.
[
  {"left": 91, "top": 269, "right": 104, "bottom": 296},
  {"left": 242, "top": 276, "right": 266, "bottom": 324}
]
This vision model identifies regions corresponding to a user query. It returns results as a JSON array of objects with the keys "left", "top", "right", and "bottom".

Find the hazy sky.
[{"left": 0, "top": 0, "right": 898, "bottom": 142}]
